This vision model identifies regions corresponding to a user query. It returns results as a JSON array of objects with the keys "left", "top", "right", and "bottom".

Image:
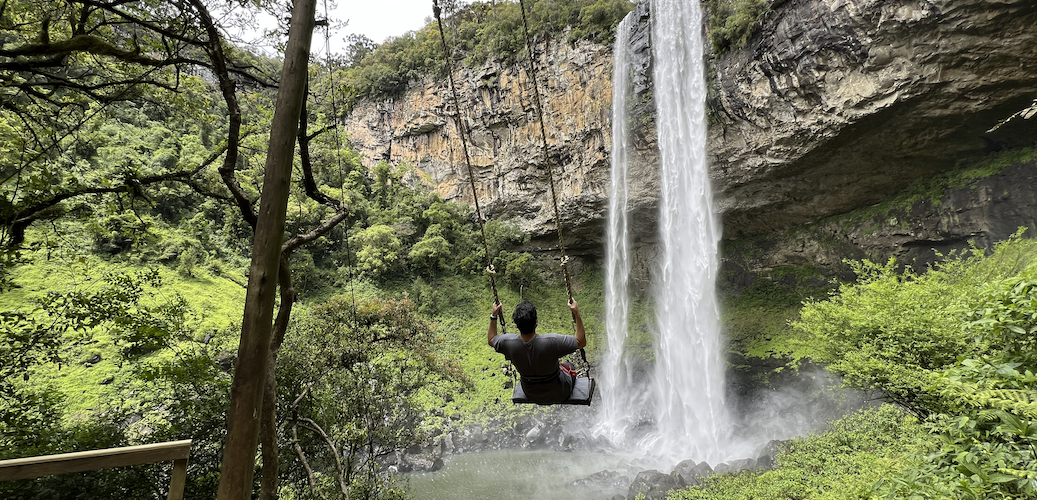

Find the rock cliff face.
[
  {"left": 709, "top": 0, "right": 1037, "bottom": 241},
  {"left": 723, "top": 159, "right": 1037, "bottom": 284},
  {"left": 343, "top": 0, "right": 1037, "bottom": 270},
  {"left": 343, "top": 37, "right": 617, "bottom": 255}
]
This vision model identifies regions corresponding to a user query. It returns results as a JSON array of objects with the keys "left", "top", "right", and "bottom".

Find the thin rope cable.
[
  {"left": 320, "top": 0, "right": 359, "bottom": 328},
  {"left": 433, "top": 0, "right": 507, "bottom": 333},
  {"left": 517, "top": 0, "right": 574, "bottom": 303},
  {"left": 317, "top": 1, "right": 377, "bottom": 482}
]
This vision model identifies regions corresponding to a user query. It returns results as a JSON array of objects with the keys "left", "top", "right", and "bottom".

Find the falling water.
[
  {"left": 599, "top": 12, "right": 638, "bottom": 443},
  {"left": 649, "top": 0, "right": 729, "bottom": 463},
  {"left": 600, "top": 0, "right": 730, "bottom": 464}
]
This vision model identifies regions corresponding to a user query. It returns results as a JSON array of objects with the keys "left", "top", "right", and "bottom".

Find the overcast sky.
[{"left": 333, "top": 0, "right": 442, "bottom": 44}]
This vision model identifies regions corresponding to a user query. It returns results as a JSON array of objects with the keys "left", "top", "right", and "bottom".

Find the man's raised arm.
[
  {"left": 487, "top": 301, "right": 503, "bottom": 347},
  {"left": 568, "top": 298, "right": 586, "bottom": 349}
]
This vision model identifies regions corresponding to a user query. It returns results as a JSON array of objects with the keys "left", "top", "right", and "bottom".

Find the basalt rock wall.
[
  {"left": 342, "top": 36, "right": 620, "bottom": 257},
  {"left": 709, "top": 0, "right": 1037, "bottom": 246}
]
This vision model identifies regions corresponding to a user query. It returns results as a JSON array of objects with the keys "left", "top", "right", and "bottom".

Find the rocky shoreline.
[{"left": 391, "top": 410, "right": 788, "bottom": 500}]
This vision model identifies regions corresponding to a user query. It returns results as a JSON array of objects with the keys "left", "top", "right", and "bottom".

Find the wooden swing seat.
[{"left": 512, "top": 376, "right": 596, "bottom": 406}]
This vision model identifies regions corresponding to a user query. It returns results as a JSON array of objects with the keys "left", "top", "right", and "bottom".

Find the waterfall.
[
  {"left": 600, "top": 0, "right": 730, "bottom": 464},
  {"left": 649, "top": 0, "right": 729, "bottom": 463},
  {"left": 599, "top": 12, "right": 639, "bottom": 442}
]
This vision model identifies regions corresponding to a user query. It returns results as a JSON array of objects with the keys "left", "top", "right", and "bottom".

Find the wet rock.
[
  {"left": 673, "top": 459, "right": 713, "bottom": 486},
  {"left": 714, "top": 458, "right": 757, "bottom": 475},
  {"left": 627, "top": 469, "right": 685, "bottom": 500},
  {"left": 441, "top": 433, "right": 455, "bottom": 455},
  {"left": 85, "top": 354, "right": 101, "bottom": 366},
  {"left": 468, "top": 427, "right": 488, "bottom": 445},
  {"left": 756, "top": 440, "right": 787, "bottom": 470},
  {"left": 558, "top": 432, "right": 577, "bottom": 451},
  {"left": 215, "top": 350, "right": 235, "bottom": 372},
  {"left": 398, "top": 444, "right": 445, "bottom": 473},
  {"left": 404, "top": 454, "right": 444, "bottom": 473},
  {"left": 524, "top": 424, "right": 542, "bottom": 444}
]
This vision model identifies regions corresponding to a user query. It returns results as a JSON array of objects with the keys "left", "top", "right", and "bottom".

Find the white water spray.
[
  {"left": 599, "top": 12, "right": 639, "bottom": 443},
  {"left": 649, "top": 0, "right": 730, "bottom": 463},
  {"left": 600, "top": 0, "right": 730, "bottom": 464}
]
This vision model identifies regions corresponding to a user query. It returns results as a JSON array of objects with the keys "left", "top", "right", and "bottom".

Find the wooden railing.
[{"left": 0, "top": 439, "right": 192, "bottom": 500}]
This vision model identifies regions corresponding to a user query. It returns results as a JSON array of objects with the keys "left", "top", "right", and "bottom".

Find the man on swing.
[{"left": 488, "top": 298, "right": 586, "bottom": 404}]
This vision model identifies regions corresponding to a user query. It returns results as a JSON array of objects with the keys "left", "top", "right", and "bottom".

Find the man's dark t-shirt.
[{"left": 493, "top": 333, "right": 579, "bottom": 404}]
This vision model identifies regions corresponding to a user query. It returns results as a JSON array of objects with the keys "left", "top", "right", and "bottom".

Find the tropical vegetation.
[{"left": 0, "top": 0, "right": 614, "bottom": 497}]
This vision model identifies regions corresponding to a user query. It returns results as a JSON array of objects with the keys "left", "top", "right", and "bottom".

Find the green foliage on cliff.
[
  {"left": 722, "top": 263, "right": 832, "bottom": 363},
  {"left": 835, "top": 144, "right": 1037, "bottom": 233},
  {"left": 339, "top": 0, "right": 635, "bottom": 104},
  {"left": 704, "top": 0, "right": 769, "bottom": 54}
]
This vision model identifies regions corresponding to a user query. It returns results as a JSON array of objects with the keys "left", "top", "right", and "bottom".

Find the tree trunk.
[
  {"left": 259, "top": 255, "right": 296, "bottom": 500},
  {"left": 216, "top": 1, "right": 317, "bottom": 498}
]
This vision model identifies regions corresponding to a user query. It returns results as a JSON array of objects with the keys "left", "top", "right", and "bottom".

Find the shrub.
[
  {"left": 793, "top": 258, "right": 973, "bottom": 415},
  {"left": 350, "top": 224, "right": 402, "bottom": 279},
  {"left": 789, "top": 233, "right": 1037, "bottom": 499},
  {"left": 672, "top": 405, "right": 920, "bottom": 500},
  {"left": 704, "top": 0, "right": 769, "bottom": 54},
  {"left": 875, "top": 278, "right": 1037, "bottom": 499}
]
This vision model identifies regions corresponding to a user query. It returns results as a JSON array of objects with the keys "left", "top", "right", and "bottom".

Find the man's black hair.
[{"left": 512, "top": 301, "right": 537, "bottom": 335}]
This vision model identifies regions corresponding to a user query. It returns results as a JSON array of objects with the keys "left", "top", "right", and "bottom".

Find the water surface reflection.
[{"left": 408, "top": 449, "right": 634, "bottom": 500}]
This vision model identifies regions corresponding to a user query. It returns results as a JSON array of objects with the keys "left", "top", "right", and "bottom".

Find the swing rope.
[
  {"left": 432, "top": 0, "right": 507, "bottom": 333},
  {"left": 319, "top": 1, "right": 359, "bottom": 327},
  {"left": 517, "top": 0, "right": 591, "bottom": 377},
  {"left": 517, "top": 0, "right": 574, "bottom": 304},
  {"left": 432, "top": 0, "right": 590, "bottom": 381},
  {"left": 318, "top": 4, "right": 381, "bottom": 476}
]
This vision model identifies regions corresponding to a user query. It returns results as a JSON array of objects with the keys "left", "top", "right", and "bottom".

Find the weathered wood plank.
[
  {"left": 167, "top": 457, "right": 190, "bottom": 500},
  {"left": 0, "top": 440, "right": 192, "bottom": 482}
]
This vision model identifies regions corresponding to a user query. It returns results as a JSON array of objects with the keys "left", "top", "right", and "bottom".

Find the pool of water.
[{"left": 406, "top": 449, "right": 638, "bottom": 500}]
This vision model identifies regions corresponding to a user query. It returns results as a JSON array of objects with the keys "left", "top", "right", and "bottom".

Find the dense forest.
[
  {"left": 0, "top": 0, "right": 624, "bottom": 498},
  {"left": 2, "top": 0, "right": 1036, "bottom": 499}
]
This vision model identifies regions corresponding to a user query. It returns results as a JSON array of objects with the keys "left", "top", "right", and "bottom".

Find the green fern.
[{"left": 979, "top": 390, "right": 1037, "bottom": 419}]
